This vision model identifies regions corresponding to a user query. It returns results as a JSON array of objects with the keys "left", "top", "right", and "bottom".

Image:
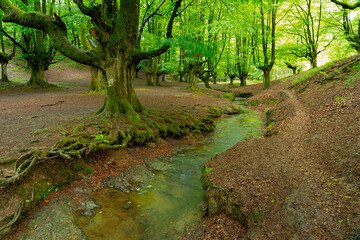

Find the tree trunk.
[
  {"left": 187, "top": 66, "right": 199, "bottom": 89},
  {"left": 145, "top": 59, "right": 156, "bottom": 86},
  {"left": 146, "top": 75, "right": 156, "bottom": 86},
  {"left": 153, "top": 56, "right": 160, "bottom": 86},
  {"left": 155, "top": 74, "right": 161, "bottom": 86},
  {"left": 229, "top": 76, "right": 235, "bottom": 85},
  {"left": 263, "top": 68, "right": 271, "bottom": 88},
  {"left": 27, "top": 62, "right": 51, "bottom": 87},
  {"left": 0, "top": 62, "right": 9, "bottom": 82},
  {"left": 204, "top": 77, "right": 211, "bottom": 89},
  {"left": 310, "top": 57, "right": 317, "bottom": 68},
  {"left": 89, "top": 66, "right": 103, "bottom": 92},
  {"left": 240, "top": 75, "right": 247, "bottom": 86},
  {"left": 201, "top": 72, "right": 211, "bottom": 88},
  {"left": 178, "top": 70, "right": 184, "bottom": 82},
  {"left": 98, "top": 56, "right": 143, "bottom": 116}
]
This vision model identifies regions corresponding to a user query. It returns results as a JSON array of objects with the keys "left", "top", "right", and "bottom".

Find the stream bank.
[
  {"left": 190, "top": 56, "right": 360, "bottom": 239},
  {"left": 9, "top": 103, "right": 264, "bottom": 240}
]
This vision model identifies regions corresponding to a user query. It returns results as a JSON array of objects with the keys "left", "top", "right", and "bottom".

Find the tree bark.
[
  {"left": 187, "top": 65, "right": 199, "bottom": 89},
  {"left": 27, "top": 62, "right": 49, "bottom": 87},
  {"left": 264, "top": 68, "right": 271, "bottom": 88},
  {"left": 240, "top": 75, "right": 247, "bottom": 86},
  {"left": 89, "top": 66, "right": 103, "bottom": 92},
  {"left": 310, "top": 56, "right": 318, "bottom": 68},
  {"left": 0, "top": 62, "right": 9, "bottom": 82},
  {"left": 99, "top": 56, "right": 143, "bottom": 116}
]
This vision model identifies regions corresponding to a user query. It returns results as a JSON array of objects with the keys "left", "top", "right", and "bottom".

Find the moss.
[
  {"left": 207, "top": 105, "right": 222, "bottom": 118},
  {"left": 231, "top": 205, "right": 246, "bottom": 224},
  {"left": 223, "top": 93, "right": 235, "bottom": 101},
  {"left": 245, "top": 98, "right": 279, "bottom": 106}
]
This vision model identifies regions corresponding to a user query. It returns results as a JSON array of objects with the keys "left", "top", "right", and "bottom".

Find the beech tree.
[
  {"left": 0, "top": 23, "right": 15, "bottom": 82},
  {"left": 256, "top": 0, "right": 278, "bottom": 88},
  {"left": 0, "top": 0, "right": 183, "bottom": 116},
  {"left": 329, "top": 0, "right": 360, "bottom": 53}
]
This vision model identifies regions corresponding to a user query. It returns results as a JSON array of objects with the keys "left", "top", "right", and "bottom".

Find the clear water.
[{"left": 76, "top": 105, "right": 264, "bottom": 240}]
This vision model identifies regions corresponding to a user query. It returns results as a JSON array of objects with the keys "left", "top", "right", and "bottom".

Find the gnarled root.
[{"left": 0, "top": 204, "right": 23, "bottom": 237}]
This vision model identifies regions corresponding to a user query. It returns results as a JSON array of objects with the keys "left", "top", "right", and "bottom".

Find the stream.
[{"left": 75, "top": 103, "right": 264, "bottom": 239}]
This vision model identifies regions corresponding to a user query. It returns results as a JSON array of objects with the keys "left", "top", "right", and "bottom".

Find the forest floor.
[
  {"left": 0, "top": 61, "right": 240, "bottom": 239},
  {"left": 1, "top": 55, "right": 359, "bottom": 239},
  {"left": 186, "top": 55, "right": 360, "bottom": 239}
]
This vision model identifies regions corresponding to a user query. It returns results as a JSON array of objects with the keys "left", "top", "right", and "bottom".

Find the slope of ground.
[
  {"left": 192, "top": 55, "right": 360, "bottom": 239},
  {"left": 0, "top": 61, "right": 239, "bottom": 238}
]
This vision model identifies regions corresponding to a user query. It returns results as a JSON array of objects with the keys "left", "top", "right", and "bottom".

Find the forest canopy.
[{"left": 0, "top": 0, "right": 357, "bottom": 115}]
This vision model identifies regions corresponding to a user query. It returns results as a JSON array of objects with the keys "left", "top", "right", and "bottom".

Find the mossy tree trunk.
[
  {"left": 263, "top": 67, "right": 271, "bottom": 88},
  {"left": 0, "top": 22, "right": 15, "bottom": 82},
  {"left": 240, "top": 75, "right": 247, "bottom": 86},
  {"left": 310, "top": 55, "right": 317, "bottom": 68},
  {"left": 145, "top": 56, "right": 160, "bottom": 86},
  {"left": 0, "top": 62, "right": 9, "bottom": 82},
  {"left": 99, "top": 56, "right": 143, "bottom": 115},
  {"left": 89, "top": 66, "right": 103, "bottom": 92},
  {"left": 27, "top": 61, "right": 46, "bottom": 86},
  {"left": 80, "top": 19, "right": 104, "bottom": 92},
  {"left": 258, "top": 0, "right": 277, "bottom": 89},
  {"left": 187, "top": 63, "right": 200, "bottom": 89}
]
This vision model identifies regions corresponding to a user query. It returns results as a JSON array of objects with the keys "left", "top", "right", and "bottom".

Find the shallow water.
[{"left": 76, "top": 105, "right": 264, "bottom": 239}]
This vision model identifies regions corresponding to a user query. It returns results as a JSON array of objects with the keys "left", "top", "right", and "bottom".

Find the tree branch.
[
  {"left": 203, "top": 39, "right": 226, "bottom": 73},
  {"left": 330, "top": 0, "right": 360, "bottom": 9},
  {"left": 138, "top": 0, "right": 166, "bottom": 43},
  {"left": 132, "top": 0, "right": 183, "bottom": 63},
  {"left": 0, "top": 0, "right": 101, "bottom": 69},
  {"left": 0, "top": 27, "right": 27, "bottom": 54},
  {"left": 176, "top": 0, "right": 194, "bottom": 17}
]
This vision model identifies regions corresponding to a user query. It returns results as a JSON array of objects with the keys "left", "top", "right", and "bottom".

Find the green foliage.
[
  {"left": 95, "top": 134, "right": 110, "bottom": 143},
  {"left": 335, "top": 96, "right": 348, "bottom": 106},
  {"left": 345, "top": 61, "right": 360, "bottom": 85},
  {"left": 207, "top": 105, "right": 222, "bottom": 118},
  {"left": 291, "top": 61, "right": 336, "bottom": 87},
  {"left": 245, "top": 98, "right": 279, "bottom": 106},
  {"left": 223, "top": 93, "right": 235, "bottom": 101}
]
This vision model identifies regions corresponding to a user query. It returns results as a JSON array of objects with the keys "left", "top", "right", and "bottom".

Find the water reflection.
[{"left": 76, "top": 106, "right": 264, "bottom": 239}]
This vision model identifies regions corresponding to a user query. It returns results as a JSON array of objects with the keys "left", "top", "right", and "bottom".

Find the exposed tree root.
[
  {"left": 0, "top": 108, "right": 219, "bottom": 187},
  {"left": 0, "top": 204, "right": 23, "bottom": 237},
  {"left": 0, "top": 108, "right": 226, "bottom": 238}
]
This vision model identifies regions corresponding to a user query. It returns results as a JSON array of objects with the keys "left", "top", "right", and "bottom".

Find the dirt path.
[{"left": 199, "top": 69, "right": 360, "bottom": 239}]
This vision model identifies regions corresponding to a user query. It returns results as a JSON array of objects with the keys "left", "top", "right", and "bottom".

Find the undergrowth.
[
  {"left": 291, "top": 60, "right": 336, "bottom": 87},
  {"left": 345, "top": 61, "right": 360, "bottom": 85}
]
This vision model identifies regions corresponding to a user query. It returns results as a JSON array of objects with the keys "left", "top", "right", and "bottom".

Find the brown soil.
[
  {"left": 1, "top": 55, "right": 360, "bottom": 239},
  {"left": 0, "top": 61, "right": 237, "bottom": 238},
  {"left": 194, "top": 56, "right": 360, "bottom": 239}
]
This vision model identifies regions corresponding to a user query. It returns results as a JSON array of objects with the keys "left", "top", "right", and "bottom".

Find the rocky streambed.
[{"left": 18, "top": 105, "right": 264, "bottom": 240}]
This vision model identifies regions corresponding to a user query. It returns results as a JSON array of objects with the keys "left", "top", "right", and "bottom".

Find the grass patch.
[
  {"left": 245, "top": 98, "right": 279, "bottom": 106},
  {"left": 291, "top": 61, "right": 336, "bottom": 87},
  {"left": 223, "top": 93, "right": 235, "bottom": 101},
  {"left": 345, "top": 61, "right": 360, "bottom": 85},
  {"left": 135, "top": 88, "right": 153, "bottom": 91}
]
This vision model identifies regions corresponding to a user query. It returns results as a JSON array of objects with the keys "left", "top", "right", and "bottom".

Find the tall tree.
[
  {"left": 328, "top": 0, "right": 360, "bottom": 53},
  {"left": 0, "top": 0, "right": 183, "bottom": 116},
  {"left": 0, "top": 24, "right": 15, "bottom": 83},
  {"left": 287, "top": 0, "right": 334, "bottom": 68},
  {"left": 256, "top": 0, "right": 278, "bottom": 88}
]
